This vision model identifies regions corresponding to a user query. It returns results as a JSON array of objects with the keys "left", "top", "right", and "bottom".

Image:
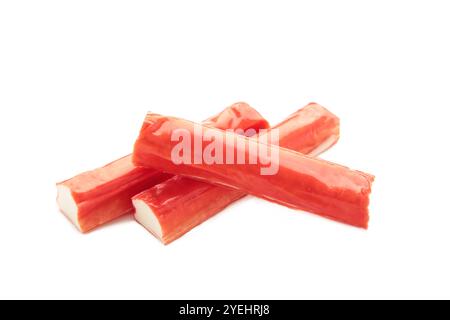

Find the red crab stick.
[
  {"left": 56, "top": 102, "right": 269, "bottom": 232},
  {"left": 133, "top": 103, "right": 340, "bottom": 244},
  {"left": 133, "top": 110, "right": 374, "bottom": 229}
]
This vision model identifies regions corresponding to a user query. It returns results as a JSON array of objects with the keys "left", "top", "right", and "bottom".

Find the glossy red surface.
[{"left": 133, "top": 106, "right": 373, "bottom": 230}]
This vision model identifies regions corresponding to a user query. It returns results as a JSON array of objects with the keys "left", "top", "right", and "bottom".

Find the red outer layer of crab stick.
[
  {"left": 56, "top": 102, "right": 269, "bottom": 233},
  {"left": 132, "top": 109, "right": 374, "bottom": 229},
  {"left": 133, "top": 103, "right": 340, "bottom": 244}
]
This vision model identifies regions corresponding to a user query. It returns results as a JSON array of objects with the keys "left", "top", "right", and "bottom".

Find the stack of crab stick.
[{"left": 57, "top": 102, "right": 373, "bottom": 244}]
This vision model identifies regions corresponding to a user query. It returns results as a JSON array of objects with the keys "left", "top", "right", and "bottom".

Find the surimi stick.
[
  {"left": 132, "top": 107, "right": 374, "bottom": 230},
  {"left": 133, "top": 103, "right": 340, "bottom": 244},
  {"left": 56, "top": 102, "right": 269, "bottom": 232}
]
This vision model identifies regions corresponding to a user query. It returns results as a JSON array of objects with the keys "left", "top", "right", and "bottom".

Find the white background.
[{"left": 1, "top": 1, "right": 449, "bottom": 299}]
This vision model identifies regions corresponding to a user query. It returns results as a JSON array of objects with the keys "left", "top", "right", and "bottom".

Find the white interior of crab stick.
[
  {"left": 133, "top": 199, "right": 163, "bottom": 241},
  {"left": 56, "top": 185, "right": 81, "bottom": 231}
]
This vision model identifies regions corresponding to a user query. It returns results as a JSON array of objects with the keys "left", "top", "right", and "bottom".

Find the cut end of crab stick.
[
  {"left": 133, "top": 198, "right": 163, "bottom": 241},
  {"left": 133, "top": 176, "right": 245, "bottom": 244},
  {"left": 56, "top": 155, "right": 172, "bottom": 233},
  {"left": 56, "top": 184, "right": 81, "bottom": 231}
]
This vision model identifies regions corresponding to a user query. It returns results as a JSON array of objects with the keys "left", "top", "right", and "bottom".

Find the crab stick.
[
  {"left": 133, "top": 103, "right": 340, "bottom": 244},
  {"left": 133, "top": 108, "right": 374, "bottom": 230},
  {"left": 56, "top": 102, "right": 269, "bottom": 232}
]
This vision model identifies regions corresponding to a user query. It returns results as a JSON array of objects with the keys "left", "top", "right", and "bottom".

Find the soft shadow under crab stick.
[
  {"left": 133, "top": 103, "right": 340, "bottom": 244},
  {"left": 133, "top": 109, "right": 374, "bottom": 230},
  {"left": 56, "top": 102, "right": 269, "bottom": 232}
]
